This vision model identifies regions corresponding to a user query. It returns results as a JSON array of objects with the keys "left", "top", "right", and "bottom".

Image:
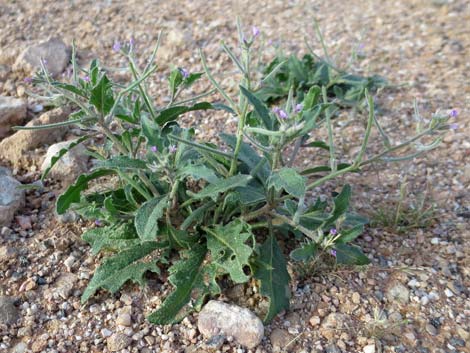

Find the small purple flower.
[
  {"left": 252, "top": 26, "right": 260, "bottom": 38},
  {"left": 330, "top": 249, "right": 337, "bottom": 257},
  {"left": 272, "top": 107, "right": 280, "bottom": 115},
  {"left": 278, "top": 109, "right": 288, "bottom": 119},
  {"left": 358, "top": 43, "right": 365, "bottom": 50},
  {"left": 449, "top": 109, "right": 458, "bottom": 118},
  {"left": 94, "top": 220, "right": 102, "bottom": 226},
  {"left": 330, "top": 228, "right": 337, "bottom": 235},
  {"left": 150, "top": 146, "right": 158, "bottom": 153},
  {"left": 113, "top": 41, "right": 121, "bottom": 52},
  {"left": 83, "top": 75, "right": 90, "bottom": 82},
  {"left": 179, "top": 68, "right": 190, "bottom": 79},
  {"left": 295, "top": 103, "right": 303, "bottom": 113},
  {"left": 129, "top": 37, "right": 135, "bottom": 47},
  {"left": 23, "top": 77, "right": 33, "bottom": 84},
  {"left": 169, "top": 145, "right": 177, "bottom": 154},
  {"left": 449, "top": 123, "right": 458, "bottom": 130}
]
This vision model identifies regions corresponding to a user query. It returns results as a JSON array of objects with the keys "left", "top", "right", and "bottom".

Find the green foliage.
[{"left": 29, "top": 22, "right": 452, "bottom": 325}]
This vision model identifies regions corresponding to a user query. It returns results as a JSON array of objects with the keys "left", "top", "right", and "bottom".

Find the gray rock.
[
  {"left": 0, "top": 96, "right": 26, "bottom": 139},
  {"left": 197, "top": 300, "right": 264, "bottom": 349},
  {"left": 385, "top": 280, "right": 409, "bottom": 304},
  {"left": 40, "top": 139, "right": 88, "bottom": 182},
  {"left": 0, "top": 107, "right": 70, "bottom": 166},
  {"left": 0, "top": 295, "right": 19, "bottom": 325},
  {"left": 53, "top": 273, "right": 78, "bottom": 299},
  {"left": 15, "top": 38, "right": 70, "bottom": 76},
  {"left": 0, "top": 171, "right": 25, "bottom": 227},
  {"left": 270, "top": 328, "right": 292, "bottom": 351},
  {"left": 0, "top": 246, "right": 18, "bottom": 263},
  {"left": 107, "top": 333, "right": 132, "bottom": 352},
  {"left": 319, "top": 313, "right": 351, "bottom": 341}
]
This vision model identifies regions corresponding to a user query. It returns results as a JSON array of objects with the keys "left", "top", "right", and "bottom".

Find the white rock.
[
  {"left": 40, "top": 139, "right": 88, "bottom": 182},
  {"left": 420, "top": 296, "right": 429, "bottom": 305},
  {"left": 197, "top": 300, "right": 264, "bottom": 349},
  {"left": 385, "top": 280, "right": 409, "bottom": 304},
  {"left": 15, "top": 38, "right": 70, "bottom": 76},
  {"left": 0, "top": 168, "right": 25, "bottom": 227},
  {"left": 0, "top": 96, "right": 26, "bottom": 139},
  {"left": 431, "top": 237, "right": 440, "bottom": 245},
  {"left": 444, "top": 288, "right": 454, "bottom": 298},
  {"left": 363, "top": 344, "right": 375, "bottom": 353}
]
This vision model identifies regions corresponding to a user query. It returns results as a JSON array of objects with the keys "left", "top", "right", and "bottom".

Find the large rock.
[
  {"left": 0, "top": 107, "right": 70, "bottom": 166},
  {"left": 0, "top": 295, "right": 20, "bottom": 325},
  {"left": 0, "top": 96, "right": 26, "bottom": 139},
  {"left": 107, "top": 333, "right": 132, "bottom": 352},
  {"left": 0, "top": 168, "right": 25, "bottom": 226},
  {"left": 197, "top": 300, "right": 264, "bottom": 349},
  {"left": 40, "top": 139, "right": 88, "bottom": 182},
  {"left": 385, "top": 280, "right": 410, "bottom": 304},
  {"left": 15, "top": 38, "right": 70, "bottom": 76}
]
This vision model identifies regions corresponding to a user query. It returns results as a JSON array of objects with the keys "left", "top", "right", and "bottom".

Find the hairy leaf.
[
  {"left": 148, "top": 245, "right": 220, "bottom": 324},
  {"left": 290, "top": 242, "right": 318, "bottom": 261},
  {"left": 334, "top": 244, "right": 370, "bottom": 265},
  {"left": 155, "top": 102, "right": 213, "bottom": 126},
  {"left": 89, "top": 73, "right": 114, "bottom": 114},
  {"left": 82, "top": 223, "right": 140, "bottom": 255},
  {"left": 254, "top": 235, "right": 291, "bottom": 322},
  {"left": 191, "top": 174, "right": 252, "bottom": 201},
  {"left": 322, "top": 184, "right": 351, "bottom": 227},
  {"left": 81, "top": 241, "right": 166, "bottom": 302},
  {"left": 56, "top": 169, "right": 114, "bottom": 214},
  {"left": 269, "top": 167, "right": 306, "bottom": 199},
  {"left": 205, "top": 220, "right": 254, "bottom": 283},
  {"left": 240, "top": 85, "right": 273, "bottom": 130},
  {"left": 336, "top": 224, "right": 364, "bottom": 244},
  {"left": 135, "top": 195, "right": 169, "bottom": 241},
  {"left": 178, "top": 164, "right": 219, "bottom": 183}
]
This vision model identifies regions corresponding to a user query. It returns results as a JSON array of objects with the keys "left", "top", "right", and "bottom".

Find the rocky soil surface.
[{"left": 0, "top": 0, "right": 469, "bottom": 352}]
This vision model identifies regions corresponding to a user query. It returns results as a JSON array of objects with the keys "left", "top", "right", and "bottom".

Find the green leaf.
[
  {"left": 205, "top": 220, "right": 254, "bottom": 283},
  {"left": 235, "top": 184, "right": 266, "bottom": 206},
  {"left": 52, "top": 82, "right": 87, "bottom": 98},
  {"left": 322, "top": 184, "right": 351, "bottom": 227},
  {"left": 148, "top": 245, "right": 219, "bottom": 324},
  {"left": 269, "top": 168, "right": 306, "bottom": 199},
  {"left": 334, "top": 244, "right": 370, "bottom": 265},
  {"left": 168, "top": 68, "right": 183, "bottom": 97},
  {"left": 336, "top": 224, "right": 364, "bottom": 244},
  {"left": 303, "top": 140, "right": 330, "bottom": 151},
  {"left": 166, "top": 225, "right": 197, "bottom": 249},
  {"left": 220, "top": 133, "right": 270, "bottom": 182},
  {"left": 184, "top": 72, "right": 204, "bottom": 87},
  {"left": 94, "top": 156, "right": 148, "bottom": 171},
  {"left": 56, "top": 170, "right": 114, "bottom": 214},
  {"left": 178, "top": 164, "right": 219, "bottom": 184},
  {"left": 300, "top": 163, "right": 351, "bottom": 176},
  {"left": 191, "top": 174, "right": 252, "bottom": 201},
  {"left": 303, "top": 86, "right": 321, "bottom": 110},
  {"left": 155, "top": 102, "right": 213, "bottom": 126},
  {"left": 254, "top": 235, "right": 290, "bottom": 322},
  {"left": 41, "top": 135, "right": 90, "bottom": 181},
  {"left": 290, "top": 242, "right": 318, "bottom": 261},
  {"left": 89, "top": 73, "right": 114, "bottom": 114},
  {"left": 82, "top": 222, "right": 140, "bottom": 255},
  {"left": 81, "top": 241, "right": 167, "bottom": 303},
  {"left": 240, "top": 85, "right": 273, "bottom": 130},
  {"left": 135, "top": 196, "right": 169, "bottom": 242}
]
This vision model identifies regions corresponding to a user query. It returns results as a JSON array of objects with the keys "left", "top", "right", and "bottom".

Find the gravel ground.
[{"left": 0, "top": 0, "right": 469, "bottom": 352}]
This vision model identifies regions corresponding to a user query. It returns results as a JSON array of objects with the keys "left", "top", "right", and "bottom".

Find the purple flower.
[
  {"left": 179, "top": 68, "right": 190, "bottom": 79},
  {"left": 278, "top": 109, "right": 288, "bottom": 119},
  {"left": 150, "top": 146, "right": 158, "bottom": 153},
  {"left": 330, "top": 228, "right": 337, "bottom": 235},
  {"left": 295, "top": 103, "right": 303, "bottom": 113},
  {"left": 330, "top": 249, "right": 337, "bottom": 257},
  {"left": 449, "top": 109, "right": 458, "bottom": 118},
  {"left": 83, "top": 75, "right": 90, "bottom": 82},
  {"left": 449, "top": 123, "right": 458, "bottom": 130},
  {"left": 94, "top": 220, "right": 102, "bottom": 226},
  {"left": 113, "top": 41, "right": 121, "bottom": 52},
  {"left": 169, "top": 145, "right": 177, "bottom": 154},
  {"left": 23, "top": 77, "right": 33, "bottom": 84},
  {"left": 252, "top": 26, "right": 260, "bottom": 38},
  {"left": 272, "top": 107, "right": 281, "bottom": 115},
  {"left": 129, "top": 37, "right": 135, "bottom": 47}
]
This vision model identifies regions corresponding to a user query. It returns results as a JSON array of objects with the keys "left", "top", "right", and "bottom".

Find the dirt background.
[{"left": 0, "top": 0, "right": 469, "bottom": 352}]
